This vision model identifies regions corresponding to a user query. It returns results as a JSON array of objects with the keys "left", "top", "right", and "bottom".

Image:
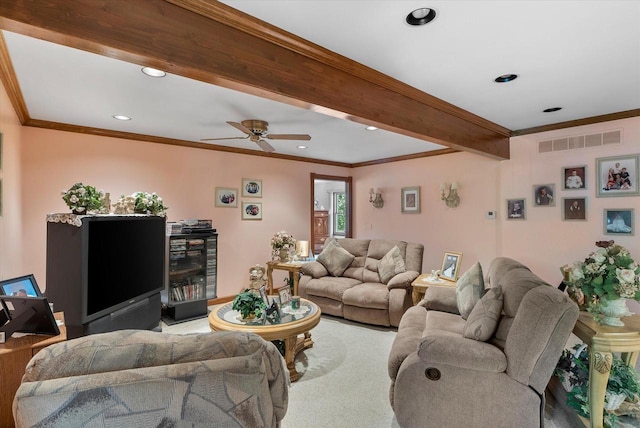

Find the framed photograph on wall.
[
  {"left": 439, "top": 252, "right": 462, "bottom": 282},
  {"left": 401, "top": 186, "right": 420, "bottom": 214},
  {"left": 596, "top": 155, "right": 640, "bottom": 197},
  {"left": 604, "top": 209, "right": 634, "bottom": 236},
  {"left": 242, "top": 201, "right": 262, "bottom": 220},
  {"left": 214, "top": 187, "right": 238, "bottom": 207},
  {"left": 562, "top": 165, "right": 586, "bottom": 190},
  {"left": 506, "top": 198, "right": 526, "bottom": 220},
  {"left": 562, "top": 197, "right": 587, "bottom": 221},
  {"left": 532, "top": 184, "right": 555, "bottom": 207},
  {"left": 242, "top": 178, "right": 262, "bottom": 198}
]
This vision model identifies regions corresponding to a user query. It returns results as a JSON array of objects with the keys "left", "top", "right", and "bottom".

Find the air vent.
[{"left": 538, "top": 130, "right": 621, "bottom": 154}]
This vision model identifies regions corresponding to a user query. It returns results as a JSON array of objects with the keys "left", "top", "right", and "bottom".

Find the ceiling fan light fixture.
[
  {"left": 543, "top": 107, "right": 562, "bottom": 113},
  {"left": 113, "top": 114, "right": 131, "bottom": 121},
  {"left": 494, "top": 74, "right": 518, "bottom": 83},
  {"left": 406, "top": 8, "right": 436, "bottom": 26},
  {"left": 141, "top": 67, "right": 166, "bottom": 78}
]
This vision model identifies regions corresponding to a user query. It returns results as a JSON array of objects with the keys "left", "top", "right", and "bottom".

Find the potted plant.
[
  {"left": 561, "top": 241, "right": 640, "bottom": 325},
  {"left": 271, "top": 230, "right": 296, "bottom": 261},
  {"left": 61, "top": 182, "right": 105, "bottom": 214},
  {"left": 112, "top": 192, "right": 168, "bottom": 215},
  {"left": 232, "top": 289, "right": 267, "bottom": 320},
  {"left": 555, "top": 343, "right": 640, "bottom": 427}
]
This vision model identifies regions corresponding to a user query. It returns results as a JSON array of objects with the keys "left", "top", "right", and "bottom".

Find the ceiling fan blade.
[
  {"left": 227, "top": 121, "right": 254, "bottom": 135},
  {"left": 200, "top": 136, "right": 249, "bottom": 141},
  {"left": 265, "top": 134, "right": 311, "bottom": 141},
  {"left": 255, "top": 139, "right": 275, "bottom": 153}
]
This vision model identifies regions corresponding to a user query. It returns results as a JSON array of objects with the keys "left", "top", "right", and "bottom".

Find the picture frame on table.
[
  {"left": 277, "top": 285, "right": 292, "bottom": 305},
  {"left": 242, "top": 202, "right": 262, "bottom": 220},
  {"left": 439, "top": 252, "right": 462, "bottom": 282},
  {"left": 506, "top": 198, "right": 526, "bottom": 220},
  {"left": 214, "top": 187, "right": 238, "bottom": 207},
  {"left": 604, "top": 208, "right": 634, "bottom": 236},
  {"left": 562, "top": 197, "right": 587, "bottom": 221},
  {"left": 596, "top": 155, "right": 640, "bottom": 197},
  {"left": 532, "top": 184, "right": 555, "bottom": 207},
  {"left": 258, "top": 285, "right": 270, "bottom": 307},
  {"left": 562, "top": 165, "right": 587, "bottom": 190},
  {"left": 242, "top": 178, "right": 262, "bottom": 198},
  {"left": 401, "top": 186, "right": 421, "bottom": 214}
]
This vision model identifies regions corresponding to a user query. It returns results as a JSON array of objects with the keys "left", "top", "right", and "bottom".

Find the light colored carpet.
[{"left": 162, "top": 312, "right": 597, "bottom": 428}]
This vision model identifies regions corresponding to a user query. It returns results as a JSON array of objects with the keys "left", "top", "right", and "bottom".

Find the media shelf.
[{"left": 162, "top": 230, "right": 217, "bottom": 324}]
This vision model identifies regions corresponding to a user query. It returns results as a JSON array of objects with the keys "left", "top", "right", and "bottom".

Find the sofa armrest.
[
  {"left": 300, "top": 261, "right": 328, "bottom": 278},
  {"left": 418, "top": 286, "right": 459, "bottom": 315},
  {"left": 417, "top": 334, "right": 507, "bottom": 373},
  {"left": 387, "top": 270, "right": 419, "bottom": 290}
]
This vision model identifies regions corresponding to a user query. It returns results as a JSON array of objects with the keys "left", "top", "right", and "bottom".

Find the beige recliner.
[
  {"left": 13, "top": 330, "right": 289, "bottom": 428},
  {"left": 388, "top": 257, "right": 579, "bottom": 428}
]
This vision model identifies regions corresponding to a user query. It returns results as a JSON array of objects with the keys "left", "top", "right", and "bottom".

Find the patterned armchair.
[{"left": 13, "top": 330, "right": 289, "bottom": 427}]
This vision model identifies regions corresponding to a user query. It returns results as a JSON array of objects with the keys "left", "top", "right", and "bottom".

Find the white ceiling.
[{"left": 3, "top": 1, "right": 639, "bottom": 164}]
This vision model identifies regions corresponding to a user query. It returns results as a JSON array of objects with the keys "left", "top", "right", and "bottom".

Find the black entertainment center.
[{"left": 46, "top": 215, "right": 166, "bottom": 339}]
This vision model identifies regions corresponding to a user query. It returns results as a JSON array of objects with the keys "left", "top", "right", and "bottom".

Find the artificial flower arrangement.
[
  {"left": 271, "top": 230, "right": 296, "bottom": 260},
  {"left": 561, "top": 241, "right": 640, "bottom": 323},
  {"left": 61, "top": 182, "right": 105, "bottom": 214},
  {"left": 113, "top": 192, "right": 168, "bottom": 216}
]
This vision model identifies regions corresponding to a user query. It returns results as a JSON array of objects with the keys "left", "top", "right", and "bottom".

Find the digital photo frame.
[{"left": 0, "top": 274, "right": 42, "bottom": 297}]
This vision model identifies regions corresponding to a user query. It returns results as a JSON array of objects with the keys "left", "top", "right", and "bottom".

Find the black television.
[
  {"left": 83, "top": 216, "right": 166, "bottom": 324},
  {"left": 0, "top": 274, "right": 42, "bottom": 297},
  {"left": 0, "top": 295, "right": 60, "bottom": 336},
  {"left": 46, "top": 215, "right": 166, "bottom": 335}
]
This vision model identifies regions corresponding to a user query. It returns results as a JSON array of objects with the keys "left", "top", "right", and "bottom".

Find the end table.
[
  {"left": 266, "top": 261, "right": 303, "bottom": 295},
  {"left": 411, "top": 274, "right": 455, "bottom": 305}
]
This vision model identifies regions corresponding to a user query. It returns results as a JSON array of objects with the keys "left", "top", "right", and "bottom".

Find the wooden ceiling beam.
[{"left": 0, "top": 0, "right": 510, "bottom": 159}]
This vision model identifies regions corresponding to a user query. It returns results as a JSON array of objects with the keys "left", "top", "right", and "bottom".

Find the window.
[{"left": 333, "top": 192, "right": 346, "bottom": 235}]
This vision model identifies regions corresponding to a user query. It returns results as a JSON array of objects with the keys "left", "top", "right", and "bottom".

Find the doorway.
[{"left": 310, "top": 173, "right": 352, "bottom": 256}]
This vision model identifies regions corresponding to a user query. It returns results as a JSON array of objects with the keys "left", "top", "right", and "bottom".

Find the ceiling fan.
[{"left": 201, "top": 119, "right": 311, "bottom": 153}]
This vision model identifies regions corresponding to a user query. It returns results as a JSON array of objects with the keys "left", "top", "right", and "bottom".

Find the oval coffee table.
[{"left": 209, "top": 298, "right": 321, "bottom": 381}]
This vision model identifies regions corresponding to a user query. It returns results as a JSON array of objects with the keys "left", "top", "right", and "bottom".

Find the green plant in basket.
[
  {"left": 232, "top": 289, "right": 267, "bottom": 319},
  {"left": 61, "top": 182, "right": 105, "bottom": 214},
  {"left": 133, "top": 191, "right": 168, "bottom": 215}
]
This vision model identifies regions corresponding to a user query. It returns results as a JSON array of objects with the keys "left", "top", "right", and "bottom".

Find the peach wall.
[
  {"left": 0, "top": 81, "right": 24, "bottom": 280},
  {"left": 352, "top": 152, "right": 500, "bottom": 275},
  {"left": 17, "top": 126, "right": 348, "bottom": 297}
]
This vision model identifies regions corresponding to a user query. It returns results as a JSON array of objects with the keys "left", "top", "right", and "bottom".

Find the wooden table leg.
[
  {"left": 283, "top": 332, "right": 314, "bottom": 382},
  {"left": 267, "top": 264, "right": 274, "bottom": 294},
  {"left": 291, "top": 271, "right": 299, "bottom": 296},
  {"left": 588, "top": 350, "right": 612, "bottom": 428},
  {"left": 621, "top": 351, "right": 639, "bottom": 368}
]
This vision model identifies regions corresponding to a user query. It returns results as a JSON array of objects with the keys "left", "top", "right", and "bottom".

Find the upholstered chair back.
[{"left": 485, "top": 257, "right": 579, "bottom": 393}]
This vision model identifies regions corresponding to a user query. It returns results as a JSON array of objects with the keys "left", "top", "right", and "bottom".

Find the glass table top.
[{"left": 216, "top": 298, "right": 317, "bottom": 327}]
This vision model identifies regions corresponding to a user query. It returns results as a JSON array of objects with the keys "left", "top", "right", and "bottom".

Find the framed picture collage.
[{"left": 215, "top": 178, "right": 263, "bottom": 220}]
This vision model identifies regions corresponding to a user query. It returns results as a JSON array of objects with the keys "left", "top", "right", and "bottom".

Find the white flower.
[
  {"left": 572, "top": 266, "right": 585, "bottom": 281},
  {"left": 616, "top": 268, "right": 636, "bottom": 284},
  {"left": 77, "top": 187, "right": 86, "bottom": 195},
  {"left": 70, "top": 195, "right": 79, "bottom": 203},
  {"left": 592, "top": 249, "right": 607, "bottom": 263}
]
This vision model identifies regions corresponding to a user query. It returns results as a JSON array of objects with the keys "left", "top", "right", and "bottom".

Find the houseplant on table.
[
  {"left": 562, "top": 241, "right": 640, "bottom": 326},
  {"left": 113, "top": 192, "right": 168, "bottom": 216},
  {"left": 61, "top": 182, "right": 105, "bottom": 214},
  {"left": 232, "top": 289, "right": 267, "bottom": 320},
  {"left": 271, "top": 230, "right": 296, "bottom": 262}
]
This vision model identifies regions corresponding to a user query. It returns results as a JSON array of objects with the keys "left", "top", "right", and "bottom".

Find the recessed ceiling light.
[
  {"left": 543, "top": 107, "right": 562, "bottom": 113},
  {"left": 406, "top": 8, "right": 436, "bottom": 26},
  {"left": 141, "top": 67, "right": 166, "bottom": 77},
  {"left": 365, "top": 126, "right": 378, "bottom": 131},
  {"left": 297, "top": 145, "right": 308, "bottom": 149},
  {"left": 113, "top": 115, "right": 131, "bottom": 121},
  {"left": 494, "top": 74, "right": 518, "bottom": 83}
]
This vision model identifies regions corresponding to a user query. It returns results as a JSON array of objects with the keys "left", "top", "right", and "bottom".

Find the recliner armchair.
[{"left": 388, "top": 257, "right": 579, "bottom": 428}]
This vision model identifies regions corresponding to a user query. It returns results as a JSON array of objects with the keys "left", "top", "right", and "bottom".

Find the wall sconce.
[
  {"left": 441, "top": 182, "right": 460, "bottom": 208},
  {"left": 369, "top": 188, "right": 383, "bottom": 208}
]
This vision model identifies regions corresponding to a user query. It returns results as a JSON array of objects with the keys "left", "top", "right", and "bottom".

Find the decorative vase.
[
  {"left": 72, "top": 208, "right": 87, "bottom": 215},
  {"left": 279, "top": 249, "right": 289, "bottom": 262},
  {"left": 600, "top": 298, "right": 633, "bottom": 327}
]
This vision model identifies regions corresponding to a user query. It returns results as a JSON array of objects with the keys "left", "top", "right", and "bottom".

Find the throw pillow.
[
  {"left": 463, "top": 286, "right": 503, "bottom": 341},
  {"left": 317, "top": 240, "right": 355, "bottom": 277},
  {"left": 378, "top": 246, "right": 406, "bottom": 284},
  {"left": 455, "top": 261, "right": 485, "bottom": 320}
]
